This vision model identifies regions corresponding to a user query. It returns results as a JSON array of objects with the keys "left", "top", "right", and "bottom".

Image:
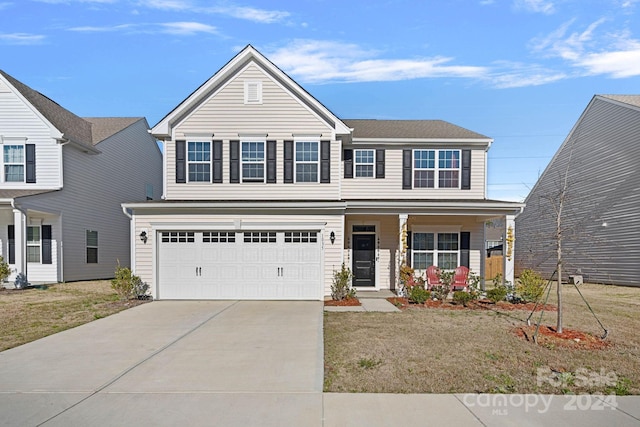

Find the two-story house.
[
  {"left": 122, "top": 45, "right": 524, "bottom": 300},
  {"left": 0, "top": 70, "right": 162, "bottom": 285}
]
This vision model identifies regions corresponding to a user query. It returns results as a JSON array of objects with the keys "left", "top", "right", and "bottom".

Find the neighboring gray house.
[
  {"left": 0, "top": 70, "right": 162, "bottom": 285},
  {"left": 515, "top": 95, "right": 640, "bottom": 286},
  {"left": 123, "top": 45, "right": 524, "bottom": 300}
]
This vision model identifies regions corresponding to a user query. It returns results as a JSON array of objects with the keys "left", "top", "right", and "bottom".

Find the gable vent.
[{"left": 244, "top": 81, "right": 262, "bottom": 104}]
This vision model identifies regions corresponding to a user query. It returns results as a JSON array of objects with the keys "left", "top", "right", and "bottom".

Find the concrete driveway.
[{"left": 0, "top": 301, "right": 324, "bottom": 426}]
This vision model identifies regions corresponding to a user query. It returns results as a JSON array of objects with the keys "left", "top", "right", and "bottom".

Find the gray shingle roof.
[
  {"left": 0, "top": 189, "right": 59, "bottom": 199},
  {"left": 0, "top": 70, "right": 142, "bottom": 146},
  {"left": 342, "top": 119, "right": 490, "bottom": 139},
  {"left": 600, "top": 95, "right": 640, "bottom": 108},
  {"left": 84, "top": 117, "right": 142, "bottom": 145}
]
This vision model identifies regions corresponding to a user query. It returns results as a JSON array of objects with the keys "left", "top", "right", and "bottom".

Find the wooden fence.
[{"left": 485, "top": 256, "right": 503, "bottom": 280}]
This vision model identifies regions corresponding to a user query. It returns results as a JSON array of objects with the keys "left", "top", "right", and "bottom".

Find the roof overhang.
[
  {"left": 349, "top": 137, "right": 493, "bottom": 149},
  {"left": 122, "top": 200, "right": 347, "bottom": 215},
  {"left": 345, "top": 199, "right": 525, "bottom": 216}
]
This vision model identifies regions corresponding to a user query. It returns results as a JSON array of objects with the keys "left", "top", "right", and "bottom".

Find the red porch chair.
[
  {"left": 450, "top": 266, "right": 470, "bottom": 292},
  {"left": 426, "top": 265, "right": 442, "bottom": 290}
]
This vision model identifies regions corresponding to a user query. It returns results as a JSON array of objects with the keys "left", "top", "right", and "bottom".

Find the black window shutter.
[
  {"left": 42, "top": 225, "right": 52, "bottom": 264},
  {"left": 175, "top": 140, "right": 186, "bottom": 183},
  {"left": 460, "top": 231, "right": 470, "bottom": 268},
  {"left": 212, "top": 140, "right": 223, "bottom": 183},
  {"left": 284, "top": 140, "right": 294, "bottom": 183},
  {"left": 230, "top": 140, "right": 240, "bottom": 183},
  {"left": 25, "top": 144, "right": 36, "bottom": 183},
  {"left": 266, "top": 140, "right": 277, "bottom": 183},
  {"left": 320, "top": 140, "right": 330, "bottom": 183},
  {"left": 343, "top": 149, "right": 353, "bottom": 179},
  {"left": 376, "top": 149, "right": 385, "bottom": 179},
  {"left": 402, "top": 149, "right": 412, "bottom": 189},
  {"left": 406, "top": 230, "right": 412, "bottom": 267},
  {"left": 8, "top": 225, "right": 14, "bottom": 264},
  {"left": 461, "top": 150, "right": 471, "bottom": 190}
]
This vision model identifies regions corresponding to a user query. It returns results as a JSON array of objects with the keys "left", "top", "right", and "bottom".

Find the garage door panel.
[{"left": 158, "top": 230, "right": 321, "bottom": 300}]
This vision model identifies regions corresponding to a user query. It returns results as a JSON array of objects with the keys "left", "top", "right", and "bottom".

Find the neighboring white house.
[
  {"left": 0, "top": 70, "right": 163, "bottom": 285},
  {"left": 122, "top": 45, "right": 524, "bottom": 300},
  {"left": 516, "top": 95, "right": 640, "bottom": 286}
]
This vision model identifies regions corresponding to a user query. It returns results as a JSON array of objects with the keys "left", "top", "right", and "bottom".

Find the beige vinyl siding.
[
  {"left": 341, "top": 148, "right": 486, "bottom": 200},
  {"left": 515, "top": 97, "right": 640, "bottom": 286},
  {"left": 166, "top": 64, "right": 339, "bottom": 200},
  {"left": 19, "top": 119, "right": 162, "bottom": 282},
  {"left": 131, "top": 213, "right": 343, "bottom": 299},
  {"left": 175, "top": 64, "right": 332, "bottom": 136},
  {"left": 0, "top": 86, "right": 62, "bottom": 189}
]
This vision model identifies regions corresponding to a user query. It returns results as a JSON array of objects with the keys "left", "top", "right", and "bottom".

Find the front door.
[{"left": 353, "top": 234, "right": 375, "bottom": 287}]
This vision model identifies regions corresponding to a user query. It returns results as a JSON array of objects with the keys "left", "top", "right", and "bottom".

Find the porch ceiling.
[{"left": 344, "top": 199, "right": 524, "bottom": 216}]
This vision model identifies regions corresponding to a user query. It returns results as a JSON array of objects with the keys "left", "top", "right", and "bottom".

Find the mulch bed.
[
  {"left": 324, "top": 297, "right": 361, "bottom": 306},
  {"left": 387, "top": 297, "right": 557, "bottom": 312},
  {"left": 514, "top": 325, "right": 610, "bottom": 350}
]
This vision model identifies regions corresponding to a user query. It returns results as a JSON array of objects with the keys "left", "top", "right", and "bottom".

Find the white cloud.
[
  {"left": 514, "top": 0, "right": 555, "bottom": 14},
  {"left": 0, "top": 32, "right": 46, "bottom": 44},
  {"left": 137, "top": 1, "right": 289, "bottom": 23},
  {"left": 68, "top": 21, "right": 217, "bottom": 36},
  {"left": 159, "top": 21, "right": 217, "bottom": 35},
  {"left": 69, "top": 23, "right": 135, "bottom": 32},
  {"left": 267, "top": 40, "right": 487, "bottom": 84},
  {"left": 488, "top": 62, "right": 567, "bottom": 88},
  {"left": 532, "top": 19, "right": 640, "bottom": 78}
]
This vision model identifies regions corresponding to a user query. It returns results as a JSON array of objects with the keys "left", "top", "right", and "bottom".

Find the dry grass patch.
[
  {"left": 0, "top": 280, "right": 148, "bottom": 352},
  {"left": 324, "top": 283, "right": 640, "bottom": 395}
]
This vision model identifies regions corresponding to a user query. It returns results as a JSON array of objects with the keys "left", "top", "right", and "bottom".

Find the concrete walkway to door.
[{"left": 0, "top": 301, "right": 324, "bottom": 426}]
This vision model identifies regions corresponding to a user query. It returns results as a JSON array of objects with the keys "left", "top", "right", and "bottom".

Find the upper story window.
[
  {"left": 413, "top": 149, "right": 460, "bottom": 189},
  {"left": 187, "top": 141, "right": 211, "bottom": 182},
  {"left": 145, "top": 183, "right": 154, "bottom": 200},
  {"left": 354, "top": 149, "right": 375, "bottom": 178},
  {"left": 4, "top": 145, "right": 24, "bottom": 182},
  {"left": 295, "top": 141, "right": 319, "bottom": 183},
  {"left": 242, "top": 141, "right": 265, "bottom": 182}
]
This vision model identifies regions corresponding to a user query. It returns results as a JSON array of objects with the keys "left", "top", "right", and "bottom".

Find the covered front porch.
[{"left": 343, "top": 200, "right": 525, "bottom": 293}]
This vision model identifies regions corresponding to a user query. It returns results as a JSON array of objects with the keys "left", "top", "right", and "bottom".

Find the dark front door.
[{"left": 353, "top": 234, "right": 375, "bottom": 287}]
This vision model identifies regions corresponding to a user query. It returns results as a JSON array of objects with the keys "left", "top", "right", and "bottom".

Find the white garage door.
[{"left": 157, "top": 230, "right": 322, "bottom": 300}]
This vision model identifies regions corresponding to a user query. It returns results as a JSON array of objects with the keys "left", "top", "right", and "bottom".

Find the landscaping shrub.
[
  {"left": 399, "top": 264, "right": 415, "bottom": 286},
  {"left": 486, "top": 285, "right": 508, "bottom": 303},
  {"left": 452, "top": 291, "right": 473, "bottom": 306},
  {"left": 331, "top": 263, "right": 356, "bottom": 301},
  {"left": 0, "top": 256, "right": 10, "bottom": 283},
  {"left": 517, "top": 269, "right": 546, "bottom": 302},
  {"left": 429, "top": 284, "right": 449, "bottom": 301},
  {"left": 408, "top": 285, "right": 430, "bottom": 304},
  {"left": 111, "top": 263, "right": 147, "bottom": 300}
]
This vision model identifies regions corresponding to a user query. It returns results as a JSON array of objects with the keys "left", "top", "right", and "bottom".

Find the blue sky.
[{"left": 2, "top": 0, "right": 640, "bottom": 201}]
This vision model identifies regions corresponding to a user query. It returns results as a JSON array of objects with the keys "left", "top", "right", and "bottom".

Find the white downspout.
[{"left": 121, "top": 206, "right": 135, "bottom": 272}]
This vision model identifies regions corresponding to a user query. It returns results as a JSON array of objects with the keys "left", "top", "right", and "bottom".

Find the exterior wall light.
[
  {"left": 330, "top": 231, "right": 336, "bottom": 244},
  {"left": 140, "top": 230, "right": 148, "bottom": 243}
]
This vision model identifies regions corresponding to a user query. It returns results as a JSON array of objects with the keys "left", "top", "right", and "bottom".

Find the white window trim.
[
  {"left": 2, "top": 142, "right": 26, "bottom": 184},
  {"left": 354, "top": 149, "right": 375, "bottom": 178},
  {"left": 27, "top": 225, "right": 41, "bottom": 264},
  {"left": 244, "top": 80, "right": 263, "bottom": 104},
  {"left": 294, "top": 140, "right": 320, "bottom": 184},
  {"left": 411, "top": 226, "right": 461, "bottom": 271},
  {"left": 186, "top": 141, "right": 212, "bottom": 183},
  {"left": 412, "top": 149, "right": 461, "bottom": 189},
  {"left": 241, "top": 139, "right": 266, "bottom": 183}
]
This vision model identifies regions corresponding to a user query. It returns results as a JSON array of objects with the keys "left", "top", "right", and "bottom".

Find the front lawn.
[
  {"left": 324, "top": 283, "right": 640, "bottom": 395},
  {"left": 0, "top": 280, "right": 147, "bottom": 352}
]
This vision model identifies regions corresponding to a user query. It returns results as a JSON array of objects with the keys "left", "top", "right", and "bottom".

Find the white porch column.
[
  {"left": 398, "top": 214, "right": 408, "bottom": 291},
  {"left": 504, "top": 214, "right": 516, "bottom": 285},
  {"left": 12, "top": 208, "right": 26, "bottom": 281}
]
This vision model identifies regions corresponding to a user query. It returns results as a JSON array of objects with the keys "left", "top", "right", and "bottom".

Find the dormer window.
[{"left": 244, "top": 81, "right": 262, "bottom": 104}]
